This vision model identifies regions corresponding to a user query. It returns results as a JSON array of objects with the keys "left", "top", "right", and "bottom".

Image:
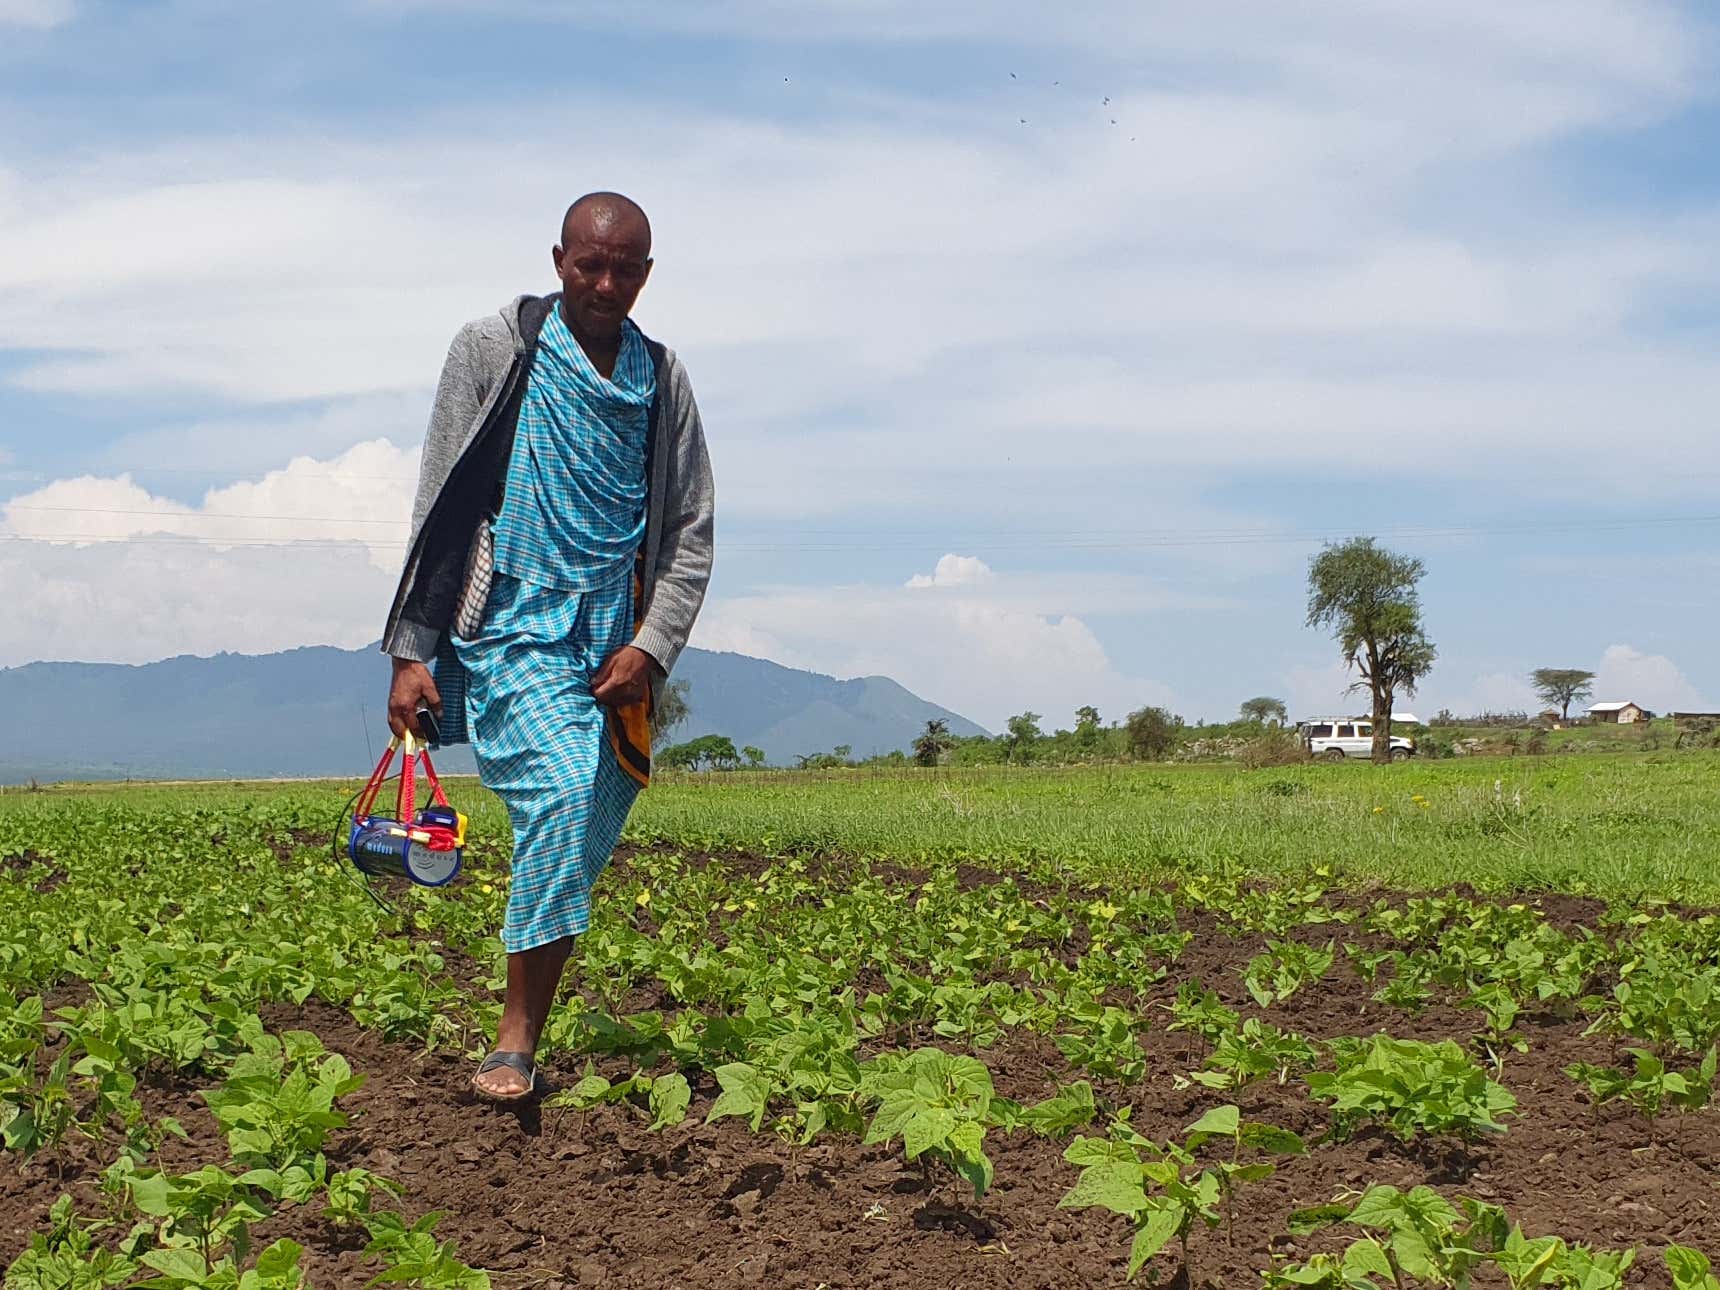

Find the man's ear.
[{"left": 551, "top": 245, "right": 567, "bottom": 279}]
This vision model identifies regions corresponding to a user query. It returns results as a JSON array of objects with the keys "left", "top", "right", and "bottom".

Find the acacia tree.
[
  {"left": 1306, "top": 538, "right": 1437, "bottom": 764},
  {"left": 1530, "top": 668, "right": 1595, "bottom": 722},
  {"left": 669, "top": 733, "right": 738, "bottom": 771},
  {"left": 1239, "top": 696, "right": 1288, "bottom": 726}
]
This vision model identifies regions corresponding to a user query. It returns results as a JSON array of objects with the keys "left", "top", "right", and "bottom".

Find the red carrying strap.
[
  {"left": 355, "top": 741, "right": 398, "bottom": 820},
  {"left": 398, "top": 737, "right": 417, "bottom": 821},
  {"left": 417, "top": 748, "right": 451, "bottom": 808},
  {"left": 354, "top": 735, "right": 450, "bottom": 824}
]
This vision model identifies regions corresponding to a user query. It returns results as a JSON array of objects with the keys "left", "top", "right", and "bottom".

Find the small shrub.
[
  {"left": 1237, "top": 729, "right": 1309, "bottom": 770},
  {"left": 1125, "top": 707, "right": 1183, "bottom": 761}
]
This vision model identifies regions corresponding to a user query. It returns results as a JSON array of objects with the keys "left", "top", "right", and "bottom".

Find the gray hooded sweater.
[{"left": 381, "top": 293, "right": 714, "bottom": 738}]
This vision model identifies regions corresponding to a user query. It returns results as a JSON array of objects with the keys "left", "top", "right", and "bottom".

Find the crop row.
[{"left": 6, "top": 800, "right": 1720, "bottom": 1284}]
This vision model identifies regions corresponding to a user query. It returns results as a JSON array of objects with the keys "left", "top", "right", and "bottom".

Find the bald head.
[
  {"left": 552, "top": 191, "right": 655, "bottom": 351},
  {"left": 561, "top": 192, "right": 652, "bottom": 255}
]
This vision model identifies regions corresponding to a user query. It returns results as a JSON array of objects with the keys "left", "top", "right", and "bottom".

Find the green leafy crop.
[
  {"left": 1566, "top": 1047, "right": 1715, "bottom": 1119},
  {"left": 1060, "top": 1104, "right": 1302, "bottom": 1282},
  {"left": 1308, "top": 1035, "right": 1515, "bottom": 1142},
  {"left": 1277, "top": 1186, "right": 1637, "bottom": 1290},
  {"left": 859, "top": 1047, "right": 999, "bottom": 1197},
  {"left": 200, "top": 1033, "right": 365, "bottom": 1169}
]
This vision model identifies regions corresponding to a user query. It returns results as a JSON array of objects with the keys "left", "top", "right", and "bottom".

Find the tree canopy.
[
  {"left": 659, "top": 733, "right": 738, "bottom": 772},
  {"left": 1239, "top": 696, "right": 1288, "bottom": 725},
  {"left": 1003, "top": 712, "right": 1042, "bottom": 763},
  {"left": 1529, "top": 668, "right": 1596, "bottom": 721},
  {"left": 1306, "top": 537, "right": 1436, "bottom": 763},
  {"left": 1124, "top": 706, "right": 1182, "bottom": 760},
  {"left": 912, "top": 718, "right": 954, "bottom": 767}
]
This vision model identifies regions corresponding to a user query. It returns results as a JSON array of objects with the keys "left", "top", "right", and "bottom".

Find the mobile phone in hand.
[{"left": 415, "top": 706, "right": 441, "bottom": 746}]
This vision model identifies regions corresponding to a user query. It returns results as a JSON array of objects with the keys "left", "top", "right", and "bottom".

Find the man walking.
[{"left": 381, "top": 193, "right": 714, "bottom": 1100}]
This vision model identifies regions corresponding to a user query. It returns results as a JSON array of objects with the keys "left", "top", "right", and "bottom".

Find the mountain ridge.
[{"left": 0, "top": 643, "right": 987, "bottom": 782}]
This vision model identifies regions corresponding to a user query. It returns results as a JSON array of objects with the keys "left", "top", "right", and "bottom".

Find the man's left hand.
[{"left": 591, "top": 645, "right": 658, "bottom": 709}]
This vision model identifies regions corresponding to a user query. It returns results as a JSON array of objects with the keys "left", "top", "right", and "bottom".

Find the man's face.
[{"left": 553, "top": 214, "right": 653, "bottom": 344}]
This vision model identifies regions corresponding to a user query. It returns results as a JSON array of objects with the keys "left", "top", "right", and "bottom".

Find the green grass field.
[
  {"left": 6, "top": 750, "right": 1715, "bottom": 901},
  {"left": 7, "top": 749, "right": 1720, "bottom": 1286}
]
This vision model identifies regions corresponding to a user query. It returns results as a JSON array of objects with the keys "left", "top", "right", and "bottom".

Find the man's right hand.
[{"left": 388, "top": 658, "right": 443, "bottom": 739}]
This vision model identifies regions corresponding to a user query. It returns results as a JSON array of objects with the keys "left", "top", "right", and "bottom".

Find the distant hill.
[{"left": 0, "top": 644, "right": 987, "bottom": 783}]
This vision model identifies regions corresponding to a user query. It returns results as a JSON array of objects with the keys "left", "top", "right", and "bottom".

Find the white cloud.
[
  {"left": 2, "top": 439, "right": 416, "bottom": 571},
  {"left": 1310, "top": 645, "right": 1711, "bottom": 724},
  {"left": 694, "top": 554, "right": 1177, "bottom": 728},
  {"left": 0, "top": 438, "right": 422, "bottom": 667},
  {"left": 372, "top": 0, "right": 1696, "bottom": 111},
  {"left": 2, "top": 0, "right": 1717, "bottom": 723},
  {"left": 1593, "top": 643, "right": 1708, "bottom": 713},
  {"left": 1430, "top": 671, "right": 1539, "bottom": 719},
  {"left": 1, "top": 6, "right": 1716, "bottom": 502},
  {"left": 0, "top": 0, "right": 73, "bottom": 28},
  {"left": 906, "top": 554, "right": 994, "bottom": 589},
  {"left": 0, "top": 537, "right": 392, "bottom": 669}
]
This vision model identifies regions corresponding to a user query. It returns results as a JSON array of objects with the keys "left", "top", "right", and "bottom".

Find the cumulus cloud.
[
  {"left": 694, "top": 554, "right": 1177, "bottom": 729},
  {"left": 0, "top": 440, "right": 421, "bottom": 668},
  {"left": 1321, "top": 644, "right": 1711, "bottom": 725},
  {"left": 906, "top": 554, "right": 994, "bottom": 589},
  {"left": 2, "top": 439, "right": 416, "bottom": 571},
  {"left": 2, "top": 6, "right": 1718, "bottom": 504},
  {"left": 2, "top": 0, "right": 1716, "bottom": 723},
  {"left": 1426, "top": 671, "right": 1538, "bottom": 720},
  {"left": 1593, "top": 643, "right": 1709, "bottom": 713}
]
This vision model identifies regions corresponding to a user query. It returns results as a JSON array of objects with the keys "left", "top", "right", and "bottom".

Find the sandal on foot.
[{"left": 472, "top": 1050, "right": 537, "bottom": 1102}]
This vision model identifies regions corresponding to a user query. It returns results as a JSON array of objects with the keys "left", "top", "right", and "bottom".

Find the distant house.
[{"left": 1589, "top": 701, "right": 1646, "bottom": 724}]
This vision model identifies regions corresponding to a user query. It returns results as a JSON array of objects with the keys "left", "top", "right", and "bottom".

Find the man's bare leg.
[{"left": 473, "top": 936, "right": 574, "bottom": 1098}]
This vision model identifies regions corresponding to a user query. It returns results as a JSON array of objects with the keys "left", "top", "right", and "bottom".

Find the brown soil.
[
  {"left": 3, "top": 872, "right": 1715, "bottom": 1287},
  {"left": 0, "top": 850, "right": 65, "bottom": 894}
]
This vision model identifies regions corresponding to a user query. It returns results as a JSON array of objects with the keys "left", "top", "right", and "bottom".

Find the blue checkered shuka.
[{"left": 453, "top": 310, "right": 656, "bottom": 952}]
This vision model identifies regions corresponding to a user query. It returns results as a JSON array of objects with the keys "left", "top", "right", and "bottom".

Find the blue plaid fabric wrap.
[
  {"left": 491, "top": 309, "right": 654, "bottom": 593},
  {"left": 448, "top": 310, "right": 655, "bottom": 951},
  {"left": 453, "top": 572, "right": 640, "bottom": 951}
]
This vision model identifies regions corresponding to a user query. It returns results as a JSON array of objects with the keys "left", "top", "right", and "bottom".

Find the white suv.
[{"left": 1301, "top": 718, "right": 1415, "bottom": 762}]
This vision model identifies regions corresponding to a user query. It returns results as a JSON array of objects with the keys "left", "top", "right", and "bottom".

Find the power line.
[
  {"left": 7, "top": 504, "right": 411, "bottom": 525},
  {"left": 8, "top": 505, "right": 1720, "bottom": 544},
  {"left": 3, "top": 512, "right": 1719, "bottom": 554},
  {"left": 0, "top": 466, "right": 420, "bottom": 484},
  {"left": 0, "top": 534, "right": 408, "bottom": 550}
]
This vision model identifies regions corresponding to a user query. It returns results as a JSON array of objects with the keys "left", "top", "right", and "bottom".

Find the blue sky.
[{"left": 2, "top": 0, "right": 1717, "bottom": 730}]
